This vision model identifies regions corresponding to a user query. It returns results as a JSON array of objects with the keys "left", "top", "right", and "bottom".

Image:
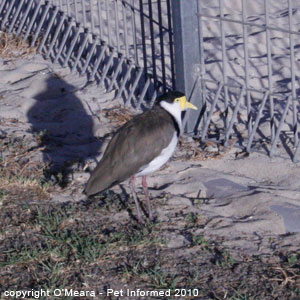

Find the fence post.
[{"left": 172, "top": 0, "right": 202, "bottom": 134}]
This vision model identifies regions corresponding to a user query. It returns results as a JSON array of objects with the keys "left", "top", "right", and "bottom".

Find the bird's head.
[{"left": 156, "top": 91, "right": 197, "bottom": 112}]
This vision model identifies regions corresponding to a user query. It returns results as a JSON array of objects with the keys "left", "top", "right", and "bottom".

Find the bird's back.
[{"left": 84, "top": 106, "right": 177, "bottom": 196}]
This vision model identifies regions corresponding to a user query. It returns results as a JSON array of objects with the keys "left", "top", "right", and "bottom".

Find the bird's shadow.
[
  {"left": 85, "top": 187, "right": 140, "bottom": 224},
  {"left": 117, "top": 185, "right": 142, "bottom": 223},
  {"left": 119, "top": 184, "right": 156, "bottom": 223},
  {"left": 87, "top": 184, "right": 156, "bottom": 224},
  {"left": 27, "top": 75, "right": 102, "bottom": 186}
]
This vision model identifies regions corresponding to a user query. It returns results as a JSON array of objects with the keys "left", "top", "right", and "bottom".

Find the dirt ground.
[
  {"left": 0, "top": 32, "right": 300, "bottom": 300},
  {"left": 0, "top": 140, "right": 300, "bottom": 300}
]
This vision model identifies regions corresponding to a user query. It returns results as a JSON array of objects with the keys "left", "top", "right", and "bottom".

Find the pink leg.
[
  {"left": 142, "top": 176, "right": 153, "bottom": 221},
  {"left": 129, "top": 176, "right": 143, "bottom": 223}
]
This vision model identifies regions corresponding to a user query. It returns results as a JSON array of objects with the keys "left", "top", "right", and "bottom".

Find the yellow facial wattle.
[{"left": 178, "top": 96, "right": 198, "bottom": 111}]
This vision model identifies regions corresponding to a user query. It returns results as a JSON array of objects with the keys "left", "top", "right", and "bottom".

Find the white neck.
[{"left": 159, "top": 101, "right": 182, "bottom": 134}]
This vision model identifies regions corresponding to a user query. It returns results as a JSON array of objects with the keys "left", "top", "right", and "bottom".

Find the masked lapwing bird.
[{"left": 84, "top": 91, "right": 197, "bottom": 223}]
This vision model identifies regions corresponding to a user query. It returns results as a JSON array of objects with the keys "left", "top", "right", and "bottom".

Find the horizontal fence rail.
[
  {"left": 0, "top": 0, "right": 174, "bottom": 108},
  {"left": 174, "top": 0, "right": 300, "bottom": 162}
]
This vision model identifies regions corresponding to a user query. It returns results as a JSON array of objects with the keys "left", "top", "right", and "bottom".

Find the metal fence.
[
  {"left": 1, "top": 0, "right": 300, "bottom": 162},
  {"left": 0, "top": 0, "right": 174, "bottom": 108},
  {"left": 174, "top": 0, "right": 300, "bottom": 162}
]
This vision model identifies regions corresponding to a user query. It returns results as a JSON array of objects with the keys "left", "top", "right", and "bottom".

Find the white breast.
[{"left": 137, "top": 132, "right": 178, "bottom": 176}]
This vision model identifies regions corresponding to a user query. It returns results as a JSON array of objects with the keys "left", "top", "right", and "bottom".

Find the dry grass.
[
  {"left": 0, "top": 129, "right": 51, "bottom": 202},
  {"left": 0, "top": 131, "right": 300, "bottom": 299},
  {"left": 0, "top": 31, "right": 37, "bottom": 59},
  {"left": 176, "top": 138, "right": 238, "bottom": 161},
  {"left": 1, "top": 186, "right": 300, "bottom": 299},
  {"left": 103, "top": 106, "right": 134, "bottom": 126}
]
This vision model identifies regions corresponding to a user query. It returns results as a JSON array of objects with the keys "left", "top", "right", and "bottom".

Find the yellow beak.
[{"left": 178, "top": 96, "right": 198, "bottom": 111}]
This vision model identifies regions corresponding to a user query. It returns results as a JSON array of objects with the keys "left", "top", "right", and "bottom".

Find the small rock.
[
  {"left": 51, "top": 193, "right": 72, "bottom": 203},
  {"left": 206, "top": 144, "right": 219, "bottom": 152},
  {"left": 72, "top": 172, "right": 89, "bottom": 183},
  {"left": 166, "top": 233, "right": 189, "bottom": 249},
  {"left": 0, "top": 129, "right": 7, "bottom": 139}
]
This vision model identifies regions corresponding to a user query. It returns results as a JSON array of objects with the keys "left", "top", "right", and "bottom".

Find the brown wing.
[{"left": 84, "top": 107, "right": 177, "bottom": 196}]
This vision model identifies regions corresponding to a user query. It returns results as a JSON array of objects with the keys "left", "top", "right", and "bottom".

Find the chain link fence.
[
  {"left": 174, "top": 0, "right": 300, "bottom": 162},
  {"left": 0, "top": 0, "right": 174, "bottom": 108}
]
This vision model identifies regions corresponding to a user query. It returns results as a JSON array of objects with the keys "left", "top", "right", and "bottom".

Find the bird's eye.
[{"left": 175, "top": 98, "right": 180, "bottom": 102}]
